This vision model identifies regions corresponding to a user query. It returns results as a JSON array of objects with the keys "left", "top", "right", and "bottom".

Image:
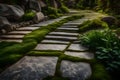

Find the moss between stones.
[{"left": 0, "top": 15, "right": 84, "bottom": 73}]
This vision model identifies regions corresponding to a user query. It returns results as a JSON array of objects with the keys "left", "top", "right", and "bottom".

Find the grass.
[{"left": 0, "top": 15, "right": 84, "bottom": 73}]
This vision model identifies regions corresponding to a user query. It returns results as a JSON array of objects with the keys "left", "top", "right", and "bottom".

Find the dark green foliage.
[
  {"left": 58, "top": 5, "right": 69, "bottom": 13},
  {"left": 21, "top": 10, "right": 36, "bottom": 21},
  {"left": 79, "top": 19, "right": 108, "bottom": 33},
  {"left": 89, "top": 63, "right": 111, "bottom": 80},
  {"left": 43, "top": 76, "right": 70, "bottom": 80},
  {"left": 80, "top": 30, "right": 120, "bottom": 74}
]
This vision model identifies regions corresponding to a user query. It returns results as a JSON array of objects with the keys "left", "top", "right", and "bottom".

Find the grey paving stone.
[
  {"left": 8, "top": 31, "right": 31, "bottom": 35},
  {"left": 60, "top": 25, "right": 78, "bottom": 28},
  {"left": 45, "top": 35, "right": 77, "bottom": 41},
  {"left": 68, "top": 44, "right": 88, "bottom": 51},
  {"left": 35, "top": 44, "right": 68, "bottom": 51},
  {"left": 16, "top": 27, "right": 39, "bottom": 31},
  {"left": 0, "top": 35, "right": 24, "bottom": 39},
  {"left": 49, "top": 32, "right": 78, "bottom": 37},
  {"left": 64, "top": 51, "right": 94, "bottom": 59},
  {"left": 60, "top": 60, "right": 92, "bottom": 80},
  {"left": 56, "top": 27, "right": 78, "bottom": 32},
  {"left": 0, "top": 56, "right": 58, "bottom": 80},
  {"left": 41, "top": 40, "right": 70, "bottom": 44},
  {"left": 0, "top": 39, "right": 22, "bottom": 42}
]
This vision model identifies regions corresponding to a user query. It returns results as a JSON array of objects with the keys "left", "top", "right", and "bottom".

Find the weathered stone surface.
[
  {"left": 68, "top": 44, "right": 88, "bottom": 51},
  {"left": 63, "top": 23, "right": 82, "bottom": 26},
  {"left": 35, "top": 44, "right": 67, "bottom": 51},
  {"left": 8, "top": 31, "right": 31, "bottom": 35},
  {"left": 33, "top": 12, "right": 45, "bottom": 23},
  {"left": 0, "top": 4, "right": 24, "bottom": 21},
  {"left": 0, "top": 39, "right": 22, "bottom": 42},
  {"left": 60, "top": 61, "right": 92, "bottom": 80},
  {"left": 60, "top": 25, "right": 78, "bottom": 28},
  {"left": 41, "top": 39, "right": 70, "bottom": 44},
  {"left": 29, "top": 0, "right": 41, "bottom": 12},
  {"left": 0, "top": 35, "right": 24, "bottom": 39},
  {"left": 45, "top": 35, "right": 77, "bottom": 41},
  {"left": 0, "top": 56, "right": 58, "bottom": 80},
  {"left": 65, "top": 51, "right": 94, "bottom": 59},
  {"left": 56, "top": 27, "right": 78, "bottom": 32},
  {"left": 0, "top": 16, "right": 10, "bottom": 25},
  {"left": 49, "top": 32, "right": 78, "bottom": 37},
  {"left": 16, "top": 27, "right": 39, "bottom": 31}
]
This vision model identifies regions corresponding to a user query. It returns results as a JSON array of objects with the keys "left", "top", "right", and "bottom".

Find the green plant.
[
  {"left": 79, "top": 19, "right": 109, "bottom": 33},
  {"left": 22, "top": 10, "right": 36, "bottom": 21},
  {"left": 58, "top": 5, "right": 69, "bottom": 13},
  {"left": 80, "top": 30, "right": 120, "bottom": 74}
]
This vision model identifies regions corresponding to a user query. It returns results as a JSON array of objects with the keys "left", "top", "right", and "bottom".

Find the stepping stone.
[
  {"left": 0, "top": 35, "right": 24, "bottom": 39},
  {"left": 8, "top": 31, "right": 31, "bottom": 35},
  {"left": 49, "top": 32, "right": 78, "bottom": 37},
  {"left": 60, "top": 60, "right": 92, "bottom": 80},
  {"left": 56, "top": 27, "right": 78, "bottom": 32},
  {"left": 41, "top": 40, "right": 70, "bottom": 44},
  {"left": 0, "top": 39, "right": 22, "bottom": 42},
  {"left": 63, "top": 23, "right": 81, "bottom": 26},
  {"left": 0, "top": 56, "right": 58, "bottom": 80},
  {"left": 60, "top": 25, "right": 78, "bottom": 28},
  {"left": 35, "top": 44, "right": 68, "bottom": 51},
  {"left": 16, "top": 27, "right": 39, "bottom": 31},
  {"left": 45, "top": 35, "right": 77, "bottom": 41},
  {"left": 68, "top": 44, "right": 88, "bottom": 51},
  {"left": 64, "top": 51, "right": 94, "bottom": 59}
]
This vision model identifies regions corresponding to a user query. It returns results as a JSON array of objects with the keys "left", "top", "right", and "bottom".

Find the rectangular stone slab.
[
  {"left": 16, "top": 27, "right": 39, "bottom": 31},
  {"left": 64, "top": 51, "right": 94, "bottom": 59},
  {"left": 0, "top": 35, "right": 24, "bottom": 39},
  {"left": 45, "top": 35, "right": 77, "bottom": 41},
  {"left": 60, "top": 25, "right": 78, "bottom": 28},
  {"left": 41, "top": 40, "right": 70, "bottom": 44},
  {"left": 1, "top": 39, "right": 22, "bottom": 42},
  {"left": 49, "top": 32, "right": 78, "bottom": 37},
  {"left": 35, "top": 44, "right": 68, "bottom": 51},
  {"left": 0, "top": 56, "right": 58, "bottom": 80},
  {"left": 60, "top": 60, "right": 92, "bottom": 80},
  {"left": 68, "top": 44, "right": 88, "bottom": 51},
  {"left": 8, "top": 31, "right": 31, "bottom": 35}
]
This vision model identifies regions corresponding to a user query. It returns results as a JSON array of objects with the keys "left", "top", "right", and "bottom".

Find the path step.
[
  {"left": 55, "top": 28, "right": 78, "bottom": 33},
  {"left": 41, "top": 39, "right": 70, "bottom": 44},
  {"left": 49, "top": 32, "right": 78, "bottom": 37},
  {"left": 0, "top": 39, "right": 22, "bottom": 42},
  {"left": 45, "top": 35, "right": 77, "bottom": 41},
  {"left": 67, "top": 44, "right": 88, "bottom": 51},
  {"left": 16, "top": 27, "right": 39, "bottom": 31},
  {"left": 0, "top": 56, "right": 58, "bottom": 80},
  {"left": 8, "top": 31, "right": 31, "bottom": 35},
  {"left": 0, "top": 35, "right": 24, "bottom": 39},
  {"left": 35, "top": 44, "right": 68, "bottom": 51},
  {"left": 60, "top": 25, "right": 78, "bottom": 28},
  {"left": 60, "top": 60, "right": 92, "bottom": 80},
  {"left": 64, "top": 51, "right": 94, "bottom": 59}
]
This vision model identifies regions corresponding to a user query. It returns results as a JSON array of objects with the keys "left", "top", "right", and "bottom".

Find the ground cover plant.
[{"left": 80, "top": 29, "right": 120, "bottom": 80}]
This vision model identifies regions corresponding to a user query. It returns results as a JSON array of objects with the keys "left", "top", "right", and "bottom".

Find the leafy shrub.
[
  {"left": 79, "top": 19, "right": 109, "bottom": 33},
  {"left": 22, "top": 10, "right": 36, "bottom": 21},
  {"left": 80, "top": 30, "right": 120, "bottom": 73}
]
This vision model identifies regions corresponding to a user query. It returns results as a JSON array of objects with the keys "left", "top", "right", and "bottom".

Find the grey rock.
[
  {"left": 0, "top": 16, "right": 10, "bottom": 25},
  {"left": 45, "top": 35, "right": 77, "bottom": 41},
  {"left": 33, "top": 12, "right": 45, "bottom": 23},
  {"left": 60, "top": 61, "right": 92, "bottom": 80},
  {"left": 35, "top": 44, "right": 68, "bottom": 51},
  {"left": 0, "top": 39, "right": 22, "bottom": 42},
  {"left": 68, "top": 44, "right": 88, "bottom": 51},
  {"left": 0, "top": 56, "right": 58, "bottom": 80},
  {"left": 41, "top": 39, "right": 70, "bottom": 44},
  {"left": 8, "top": 31, "right": 31, "bottom": 35},
  {"left": 64, "top": 51, "right": 94, "bottom": 59},
  {"left": 16, "top": 27, "right": 39, "bottom": 31},
  {"left": 0, "top": 35, "right": 24, "bottom": 39},
  {"left": 0, "top": 4, "right": 24, "bottom": 21}
]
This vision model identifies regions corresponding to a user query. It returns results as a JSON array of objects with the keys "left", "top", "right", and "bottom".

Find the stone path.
[{"left": 0, "top": 10, "right": 106, "bottom": 80}]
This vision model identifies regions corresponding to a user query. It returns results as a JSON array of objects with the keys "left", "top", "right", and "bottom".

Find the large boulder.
[
  {"left": 0, "top": 16, "right": 11, "bottom": 34},
  {"left": 33, "top": 12, "right": 45, "bottom": 23},
  {"left": 29, "top": 0, "right": 41, "bottom": 12},
  {"left": 0, "top": 4, "right": 24, "bottom": 21}
]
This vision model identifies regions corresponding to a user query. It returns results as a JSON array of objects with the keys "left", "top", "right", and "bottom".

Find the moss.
[
  {"left": 58, "top": 5, "right": 69, "bottom": 13},
  {"left": 21, "top": 10, "right": 36, "bottom": 21},
  {"left": 79, "top": 19, "right": 109, "bottom": 33},
  {"left": 89, "top": 63, "right": 111, "bottom": 80}
]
